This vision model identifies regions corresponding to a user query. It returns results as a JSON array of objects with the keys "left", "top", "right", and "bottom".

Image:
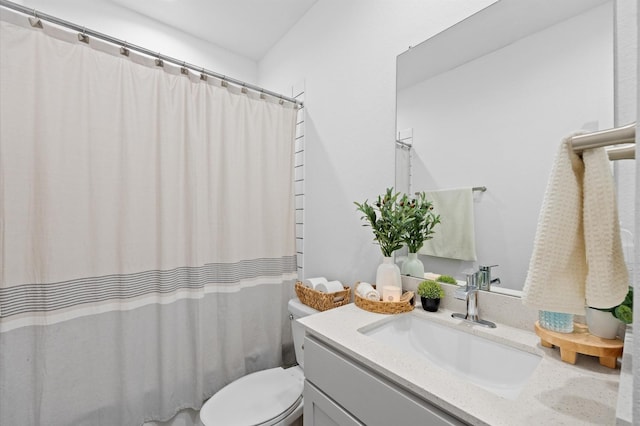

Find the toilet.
[{"left": 200, "top": 298, "right": 318, "bottom": 426}]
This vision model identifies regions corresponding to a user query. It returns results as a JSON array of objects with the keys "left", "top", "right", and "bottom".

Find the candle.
[{"left": 382, "top": 286, "right": 402, "bottom": 302}]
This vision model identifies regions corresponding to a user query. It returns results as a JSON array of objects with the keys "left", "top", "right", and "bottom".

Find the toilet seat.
[{"left": 200, "top": 366, "right": 304, "bottom": 426}]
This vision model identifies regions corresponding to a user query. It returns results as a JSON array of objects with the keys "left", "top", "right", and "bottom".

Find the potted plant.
[
  {"left": 417, "top": 280, "right": 445, "bottom": 312},
  {"left": 586, "top": 286, "right": 633, "bottom": 339},
  {"left": 355, "top": 188, "right": 411, "bottom": 301},
  {"left": 398, "top": 192, "right": 440, "bottom": 278}
]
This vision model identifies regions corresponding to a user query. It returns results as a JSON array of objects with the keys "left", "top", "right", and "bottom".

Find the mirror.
[{"left": 396, "top": 0, "right": 614, "bottom": 291}]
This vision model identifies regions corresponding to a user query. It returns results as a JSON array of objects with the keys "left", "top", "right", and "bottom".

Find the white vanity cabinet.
[{"left": 303, "top": 335, "right": 467, "bottom": 426}]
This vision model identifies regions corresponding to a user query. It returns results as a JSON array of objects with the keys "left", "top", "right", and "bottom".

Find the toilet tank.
[{"left": 288, "top": 298, "right": 318, "bottom": 370}]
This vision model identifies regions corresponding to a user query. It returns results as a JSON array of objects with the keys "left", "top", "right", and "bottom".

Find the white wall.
[
  {"left": 258, "top": 0, "right": 495, "bottom": 285},
  {"left": 10, "top": 0, "right": 258, "bottom": 83},
  {"left": 397, "top": 5, "right": 613, "bottom": 290}
]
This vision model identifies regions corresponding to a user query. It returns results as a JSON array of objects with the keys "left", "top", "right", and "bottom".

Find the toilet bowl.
[{"left": 200, "top": 298, "right": 317, "bottom": 426}]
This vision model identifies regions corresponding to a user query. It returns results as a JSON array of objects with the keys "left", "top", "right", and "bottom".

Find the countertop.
[{"left": 299, "top": 303, "right": 621, "bottom": 426}]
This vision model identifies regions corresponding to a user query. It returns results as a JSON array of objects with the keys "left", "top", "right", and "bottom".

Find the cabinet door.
[{"left": 304, "top": 381, "right": 364, "bottom": 426}]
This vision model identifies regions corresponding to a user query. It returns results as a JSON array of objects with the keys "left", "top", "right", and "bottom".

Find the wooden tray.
[
  {"left": 534, "top": 321, "right": 623, "bottom": 368},
  {"left": 354, "top": 282, "right": 414, "bottom": 314}
]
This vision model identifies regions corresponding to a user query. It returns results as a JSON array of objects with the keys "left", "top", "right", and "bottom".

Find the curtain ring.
[
  {"left": 78, "top": 27, "right": 89, "bottom": 43},
  {"left": 155, "top": 53, "right": 164, "bottom": 67},
  {"left": 120, "top": 41, "right": 130, "bottom": 57},
  {"left": 28, "top": 9, "right": 43, "bottom": 28},
  {"left": 181, "top": 61, "right": 189, "bottom": 76},
  {"left": 241, "top": 84, "right": 248, "bottom": 94},
  {"left": 200, "top": 68, "right": 208, "bottom": 81}
]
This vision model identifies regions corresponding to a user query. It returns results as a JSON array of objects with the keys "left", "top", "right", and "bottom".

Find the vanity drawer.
[
  {"left": 304, "top": 380, "right": 364, "bottom": 426},
  {"left": 304, "top": 335, "right": 466, "bottom": 426}
]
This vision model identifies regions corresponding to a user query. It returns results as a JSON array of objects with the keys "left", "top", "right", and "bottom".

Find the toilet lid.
[{"left": 200, "top": 366, "right": 304, "bottom": 426}]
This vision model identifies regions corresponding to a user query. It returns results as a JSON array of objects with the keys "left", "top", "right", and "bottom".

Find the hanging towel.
[
  {"left": 582, "top": 148, "right": 629, "bottom": 308},
  {"left": 522, "top": 138, "right": 628, "bottom": 314},
  {"left": 419, "top": 188, "right": 477, "bottom": 261}
]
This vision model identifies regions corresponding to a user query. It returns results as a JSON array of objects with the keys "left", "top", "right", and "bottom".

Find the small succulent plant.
[
  {"left": 436, "top": 275, "right": 457, "bottom": 285},
  {"left": 417, "top": 280, "right": 445, "bottom": 299}
]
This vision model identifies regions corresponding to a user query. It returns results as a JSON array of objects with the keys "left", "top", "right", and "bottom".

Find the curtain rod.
[
  {"left": 0, "top": 0, "right": 302, "bottom": 107},
  {"left": 570, "top": 122, "right": 636, "bottom": 160}
]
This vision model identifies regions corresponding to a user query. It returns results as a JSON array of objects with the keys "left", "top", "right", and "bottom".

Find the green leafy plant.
[
  {"left": 436, "top": 275, "right": 457, "bottom": 285},
  {"left": 417, "top": 280, "right": 445, "bottom": 299},
  {"left": 397, "top": 192, "right": 440, "bottom": 253},
  {"left": 594, "top": 286, "right": 633, "bottom": 324},
  {"left": 354, "top": 188, "right": 411, "bottom": 257}
]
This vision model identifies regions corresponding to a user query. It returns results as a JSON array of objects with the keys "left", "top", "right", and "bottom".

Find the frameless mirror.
[{"left": 396, "top": 0, "right": 614, "bottom": 291}]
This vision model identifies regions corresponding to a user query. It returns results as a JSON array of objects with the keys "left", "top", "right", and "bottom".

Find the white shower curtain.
[{"left": 0, "top": 8, "right": 298, "bottom": 426}]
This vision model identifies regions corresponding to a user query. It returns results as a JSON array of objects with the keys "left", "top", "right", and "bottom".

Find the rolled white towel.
[
  {"left": 315, "top": 280, "right": 343, "bottom": 294},
  {"left": 357, "top": 282, "right": 381, "bottom": 301},
  {"left": 424, "top": 272, "right": 441, "bottom": 281},
  {"left": 303, "top": 277, "right": 328, "bottom": 289}
]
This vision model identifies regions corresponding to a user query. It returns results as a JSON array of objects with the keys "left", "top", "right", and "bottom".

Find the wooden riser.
[{"left": 534, "top": 321, "right": 623, "bottom": 368}]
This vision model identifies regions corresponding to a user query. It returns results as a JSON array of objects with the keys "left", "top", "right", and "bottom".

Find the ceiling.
[{"left": 109, "top": 0, "right": 317, "bottom": 61}]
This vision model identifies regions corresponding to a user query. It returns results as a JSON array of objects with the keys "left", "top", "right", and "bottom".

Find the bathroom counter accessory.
[
  {"left": 295, "top": 281, "right": 351, "bottom": 311},
  {"left": 534, "top": 321, "right": 623, "bottom": 368},
  {"left": 354, "top": 282, "right": 414, "bottom": 314}
]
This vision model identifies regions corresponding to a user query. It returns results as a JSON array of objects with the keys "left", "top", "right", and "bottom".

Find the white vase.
[
  {"left": 585, "top": 307, "right": 621, "bottom": 339},
  {"left": 401, "top": 252, "right": 424, "bottom": 278},
  {"left": 376, "top": 257, "right": 402, "bottom": 302}
]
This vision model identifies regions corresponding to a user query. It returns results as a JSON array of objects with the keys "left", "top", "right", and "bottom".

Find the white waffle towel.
[{"left": 522, "top": 138, "right": 628, "bottom": 314}]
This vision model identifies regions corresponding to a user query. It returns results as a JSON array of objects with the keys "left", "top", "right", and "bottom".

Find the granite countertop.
[{"left": 299, "top": 303, "right": 621, "bottom": 426}]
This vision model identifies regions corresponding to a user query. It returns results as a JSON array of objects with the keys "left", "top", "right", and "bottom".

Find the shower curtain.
[{"left": 0, "top": 8, "right": 298, "bottom": 426}]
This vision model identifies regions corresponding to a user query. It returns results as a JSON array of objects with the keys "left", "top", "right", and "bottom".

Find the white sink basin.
[{"left": 359, "top": 313, "right": 541, "bottom": 400}]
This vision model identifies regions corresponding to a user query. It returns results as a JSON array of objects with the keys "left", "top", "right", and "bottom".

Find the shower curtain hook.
[
  {"left": 241, "top": 84, "right": 248, "bottom": 94},
  {"left": 155, "top": 53, "right": 164, "bottom": 67},
  {"left": 221, "top": 77, "right": 228, "bottom": 88},
  {"left": 78, "top": 27, "right": 89, "bottom": 43},
  {"left": 260, "top": 90, "right": 266, "bottom": 100},
  {"left": 200, "top": 68, "right": 208, "bottom": 81},
  {"left": 28, "top": 9, "right": 43, "bottom": 28},
  {"left": 120, "top": 41, "right": 130, "bottom": 57},
  {"left": 180, "top": 61, "right": 189, "bottom": 76},
  {"left": 278, "top": 96, "right": 284, "bottom": 105}
]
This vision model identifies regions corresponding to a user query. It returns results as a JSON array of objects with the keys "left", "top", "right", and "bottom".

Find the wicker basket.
[
  {"left": 294, "top": 281, "right": 351, "bottom": 312},
  {"left": 354, "top": 282, "right": 415, "bottom": 314}
]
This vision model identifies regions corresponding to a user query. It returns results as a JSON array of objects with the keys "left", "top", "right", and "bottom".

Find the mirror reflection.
[{"left": 396, "top": 0, "right": 614, "bottom": 291}]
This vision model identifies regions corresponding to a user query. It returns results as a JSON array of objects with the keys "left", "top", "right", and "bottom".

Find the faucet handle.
[
  {"left": 466, "top": 272, "right": 478, "bottom": 289},
  {"left": 479, "top": 264, "right": 498, "bottom": 272},
  {"left": 478, "top": 265, "right": 499, "bottom": 291}
]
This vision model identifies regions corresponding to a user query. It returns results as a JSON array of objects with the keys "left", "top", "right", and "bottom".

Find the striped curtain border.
[{"left": 0, "top": 256, "right": 297, "bottom": 319}]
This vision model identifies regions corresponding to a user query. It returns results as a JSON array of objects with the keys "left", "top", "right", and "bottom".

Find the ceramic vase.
[
  {"left": 376, "top": 257, "right": 402, "bottom": 302},
  {"left": 401, "top": 252, "right": 424, "bottom": 278},
  {"left": 585, "top": 307, "right": 621, "bottom": 339}
]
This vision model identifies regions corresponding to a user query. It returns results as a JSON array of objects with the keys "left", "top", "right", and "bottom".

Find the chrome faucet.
[
  {"left": 452, "top": 272, "right": 496, "bottom": 328},
  {"left": 478, "top": 264, "right": 500, "bottom": 291}
]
